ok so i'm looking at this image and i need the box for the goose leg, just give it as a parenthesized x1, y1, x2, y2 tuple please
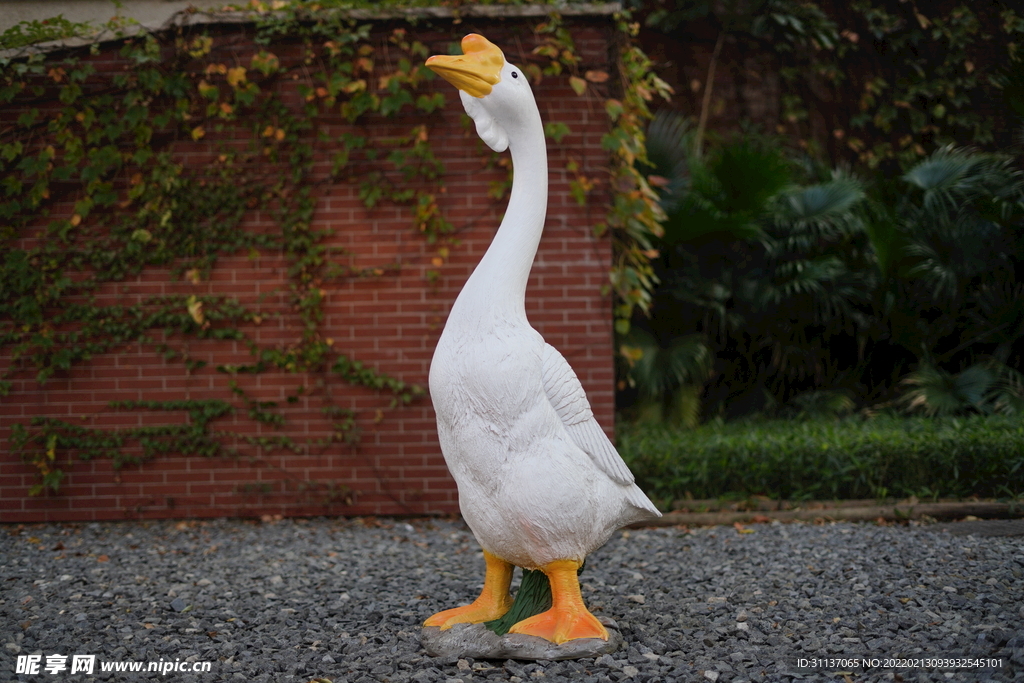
(424, 549, 514, 629)
(508, 559, 607, 643)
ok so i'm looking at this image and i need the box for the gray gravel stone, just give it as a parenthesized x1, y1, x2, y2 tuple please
(0, 518, 1021, 682)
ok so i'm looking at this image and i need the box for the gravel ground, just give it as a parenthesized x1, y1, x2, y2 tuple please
(1, 517, 1022, 683)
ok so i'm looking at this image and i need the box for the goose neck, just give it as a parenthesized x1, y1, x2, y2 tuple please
(457, 118, 548, 320)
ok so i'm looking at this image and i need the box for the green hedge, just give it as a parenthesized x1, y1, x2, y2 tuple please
(617, 415, 1024, 505)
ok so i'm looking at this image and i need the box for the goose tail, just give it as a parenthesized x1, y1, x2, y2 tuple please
(624, 484, 662, 523)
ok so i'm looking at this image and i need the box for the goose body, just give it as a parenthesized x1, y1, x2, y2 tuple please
(431, 321, 658, 569)
(424, 34, 660, 644)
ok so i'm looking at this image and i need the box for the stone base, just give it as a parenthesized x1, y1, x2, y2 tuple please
(421, 618, 622, 661)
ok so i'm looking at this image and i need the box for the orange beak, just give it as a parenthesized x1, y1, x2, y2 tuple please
(426, 34, 504, 98)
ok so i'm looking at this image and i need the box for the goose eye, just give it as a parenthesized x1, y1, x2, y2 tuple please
(511, 71, 518, 79)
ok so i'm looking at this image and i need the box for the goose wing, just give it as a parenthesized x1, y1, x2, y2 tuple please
(540, 343, 635, 485)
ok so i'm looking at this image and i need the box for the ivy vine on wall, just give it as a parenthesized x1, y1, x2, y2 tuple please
(0, 1, 668, 500)
(834, 1, 1023, 169)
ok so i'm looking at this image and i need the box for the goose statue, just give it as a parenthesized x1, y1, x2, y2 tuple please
(424, 34, 661, 645)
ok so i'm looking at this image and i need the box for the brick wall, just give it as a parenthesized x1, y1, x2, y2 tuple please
(0, 18, 620, 522)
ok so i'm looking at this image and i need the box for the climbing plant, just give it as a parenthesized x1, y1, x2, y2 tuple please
(0, 1, 667, 500)
(834, 1, 1024, 169)
(633, 1, 1023, 169)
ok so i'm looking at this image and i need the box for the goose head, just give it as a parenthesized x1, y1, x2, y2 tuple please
(426, 34, 541, 154)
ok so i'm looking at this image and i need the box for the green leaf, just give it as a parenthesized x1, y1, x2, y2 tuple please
(604, 99, 623, 121)
(379, 89, 412, 117)
(544, 122, 571, 143)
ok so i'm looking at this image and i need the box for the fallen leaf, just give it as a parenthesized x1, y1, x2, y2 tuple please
(97, 555, 109, 562)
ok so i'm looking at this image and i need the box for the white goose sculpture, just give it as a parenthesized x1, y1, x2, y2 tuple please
(424, 34, 661, 645)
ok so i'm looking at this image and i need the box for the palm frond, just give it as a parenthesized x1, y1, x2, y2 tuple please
(990, 365, 1024, 415)
(713, 140, 793, 215)
(768, 177, 866, 255)
(902, 206, 1005, 302)
(899, 363, 995, 416)
(904, 241, 959, 301)
(783, 176, 865, 222)
(623, 328, 713, 402)
(790, 389, 855, 418)
(667, 271, 745, 340)
(660, 139, 793, 246)
(666, 383, 704, 428)
(903, 146, 1024, 219)
(644, 110, 693, 214)
(751, 256, 846, 306)
(966, 282, 1024, 360)
(662, 191, 765, 245)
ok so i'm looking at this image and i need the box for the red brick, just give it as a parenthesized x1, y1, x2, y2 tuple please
(1, 19, 618, 523)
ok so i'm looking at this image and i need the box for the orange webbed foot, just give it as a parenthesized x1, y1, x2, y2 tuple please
(508, 605, 608, 644)
(424, 597, 513, 630)
(424, 549, 514, 630)
(507, 558, 608, 644)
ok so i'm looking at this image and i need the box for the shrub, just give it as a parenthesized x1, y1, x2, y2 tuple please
(617, 415, 1024, 506)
